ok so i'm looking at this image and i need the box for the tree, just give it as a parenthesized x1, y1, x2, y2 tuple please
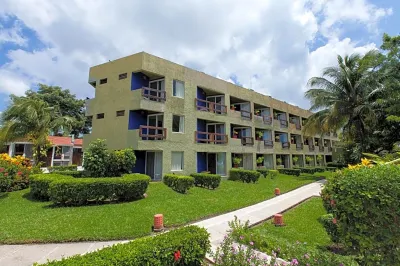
(0, 98, 74, 164)
(11, 84, 91, 137)
(303, 51, 384, 152)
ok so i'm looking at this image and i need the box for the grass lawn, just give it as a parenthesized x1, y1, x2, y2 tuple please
(0, 172, 328, 244)
(249, 197, 331, 248)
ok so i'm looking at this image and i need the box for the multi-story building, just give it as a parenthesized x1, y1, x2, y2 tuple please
(84, 52, 338, 180)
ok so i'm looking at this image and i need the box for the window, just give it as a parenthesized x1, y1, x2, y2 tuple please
(173, 80, 185, 98)
(171, 152, 184, 171)
(100, 78, 107, 84)
(116, 110, 125, 117)
(97, 113, 105, 119)
(119, 73, 127, 80)
(172, 115, 184, 133)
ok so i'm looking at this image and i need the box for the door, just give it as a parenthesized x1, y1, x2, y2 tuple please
(146, 151, 163, 180)
(261, 108, 270, 116)
(243, 154, 253, 170)
(207, 153, 216, 174)
(263, 131, 272, 141)
(149, 79, 165, 100)
(147, 114, 163, 139)
(206, 95, 225, 114)
(240, 103, 251, 119)
(216, 152, 226, 176)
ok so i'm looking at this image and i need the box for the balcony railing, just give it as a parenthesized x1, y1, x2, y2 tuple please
(295, 123, 301, 130)
(296, 143, 303, 150)
(195, 98, 227, 114)
(241, 137, 254, 146)
(264, 140, 274, 148)
(319, 146, 324, 152)
(195, 131, 228, 144)
(328, 147, 332, 152)
(240, 110, 252, 120)
(280, 120, 288, 128)
(263, 116, 272, 125)
(309, 145, 315, 151)
(139, 125, 167, 140)
(141, 87, 166, 102)
(282, 142, 290, 149)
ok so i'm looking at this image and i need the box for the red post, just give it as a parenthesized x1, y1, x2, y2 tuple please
(274, 214, 284, 226)
(275, 188, 280, 196)
(153, 214, 164, 232)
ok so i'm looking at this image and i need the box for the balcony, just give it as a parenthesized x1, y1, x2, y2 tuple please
(319, 146, 324, 152)
(309, 145, 315, 151)
(263, 116, 272, 125)
(328, 147, 332, 152)
(141, 87, 166, 102)
(241, 137, 254, 146)
(240, 110, 252, 120)
(282, 142, 290, 149)
(195, 131, 228, 144)
(264, 140, 274, 148)
(195, 98, 227, 114)
(139, 125, 167, 140)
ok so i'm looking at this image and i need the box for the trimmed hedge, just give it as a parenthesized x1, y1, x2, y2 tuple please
(190, 173, 221, 189)
(256, 168, 270, 178)
(326, 167, 337, 172)
(36, 225, 210, 266)
(51, 171, 83, 178)
(269, 169, 279, 179)
(314, 167, 325, 173)
(228, 169, 261, 183)
(295, 167, 317, 174)
(326, 162, 347, 169)
(277, 168, 301, 176)
(48, 165, 78, 172)
(49, 174, 150, 206)
(163, 174, 194, 194)
(30, 174, 72, 200)
(322, 165, 400, 265)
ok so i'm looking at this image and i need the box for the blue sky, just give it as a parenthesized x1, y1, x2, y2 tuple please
(0, 0, 398, 112)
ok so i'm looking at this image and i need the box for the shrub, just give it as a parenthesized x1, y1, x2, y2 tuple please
(83, 139, 136, 177)
(314, 167, 325, 173)
(326, 167, 337, 172)
(51, 171, 83, 178)
(49, 174, 150, 206)
(269, 169, 278, 179)
(48, 165, 77, 172)
(163, 174, 194, 194)
(190, 173, 221, 189)
(321, 165, 400, 265)
(256, 168, 269, 178)
(319, 214, 340, 243)
(228, 169, 261, 183)
(36, 225, 210, 266)
(326, 162, 347, 169)
(0, 153, 31, 192)
(277, 168, 301, 176)
(295, 167, 316, 174)
(30, 174, 72, 200)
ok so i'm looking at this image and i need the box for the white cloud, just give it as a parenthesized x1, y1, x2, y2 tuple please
(0, 0, 393, 109)
(0, 68, 30, 95)
(0, 18, 27, 47)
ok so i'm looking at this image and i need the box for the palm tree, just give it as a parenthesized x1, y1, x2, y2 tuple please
(0, 97, 74, 164)
(303, 51, 383, 151)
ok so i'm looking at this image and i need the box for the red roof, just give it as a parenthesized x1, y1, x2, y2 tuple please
(48, 136, 73, 146)
(74, 139, 83, 147)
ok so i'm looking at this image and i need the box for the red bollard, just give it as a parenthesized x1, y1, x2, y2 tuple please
(274, 214, 284, 226)
(275, 188, 280, 196)
(153, 214, 164, 232)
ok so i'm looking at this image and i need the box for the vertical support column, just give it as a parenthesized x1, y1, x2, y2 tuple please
(252, 152, 257, 170)
(50, 146, 55, 167)
(8, 143, 14, 157)
(227, 152, 232, 173)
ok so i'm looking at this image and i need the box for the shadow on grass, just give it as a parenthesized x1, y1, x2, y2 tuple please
(22, 191, 47, 203)
(0, 192, 9, 200)
(41, 197, 147, 209)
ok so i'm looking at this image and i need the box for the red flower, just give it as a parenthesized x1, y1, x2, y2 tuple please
(332, 218, 337, 224)
(174, 250, 181, 261)
(0, 167, 4, 172)
(330, 199, 336, 206)
(4, 172, 8, 177)
(17, 171, 22, 176)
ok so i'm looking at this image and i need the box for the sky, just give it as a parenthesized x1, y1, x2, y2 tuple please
(0, 0, 399, 113)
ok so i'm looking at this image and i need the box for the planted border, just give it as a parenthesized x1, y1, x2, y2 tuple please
(278, 168, 301, 176)
(163, 174, 194, 194)
(36, 226, 210, 266)
(228, 169, 261, 183)
(190, 173, 221, 189)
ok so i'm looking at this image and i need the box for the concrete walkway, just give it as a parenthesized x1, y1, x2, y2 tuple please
(0, 180, 324, 266)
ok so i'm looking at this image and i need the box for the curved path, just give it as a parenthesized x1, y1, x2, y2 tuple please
(0, 180, 324, 266)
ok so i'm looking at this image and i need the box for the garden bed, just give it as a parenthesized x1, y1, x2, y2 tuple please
(0, 172, 330, 244)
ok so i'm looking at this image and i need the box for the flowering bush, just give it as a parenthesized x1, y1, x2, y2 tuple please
(0, 153, 31, 192)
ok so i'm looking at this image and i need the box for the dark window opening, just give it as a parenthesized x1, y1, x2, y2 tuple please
(89, 81, 96, 88)
(119, 73, 127, 80)
(100, 78, 107, 84)
(97, 113, 105, 119)
(116, 110, 125, 117)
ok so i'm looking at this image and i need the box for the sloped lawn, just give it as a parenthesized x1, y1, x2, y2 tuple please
(0, 173, 328, 244)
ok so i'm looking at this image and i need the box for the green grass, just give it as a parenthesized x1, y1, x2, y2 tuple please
(0, 173, 328, 244)
(250, 197, 331, 247)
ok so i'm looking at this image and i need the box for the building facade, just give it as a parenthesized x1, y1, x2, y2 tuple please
(84, 52, 338, 180)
